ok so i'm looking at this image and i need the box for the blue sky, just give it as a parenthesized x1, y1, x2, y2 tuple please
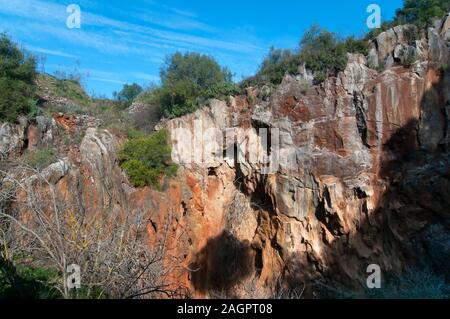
(0, 0, 403, 97)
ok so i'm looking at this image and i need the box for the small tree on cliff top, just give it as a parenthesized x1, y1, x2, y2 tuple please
(395, 0, 450, 29)
(157, 52, 236, 118)
(113, 83, 143, 108)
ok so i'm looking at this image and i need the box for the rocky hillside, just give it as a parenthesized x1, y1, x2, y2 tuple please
(1, 15, 450, 298)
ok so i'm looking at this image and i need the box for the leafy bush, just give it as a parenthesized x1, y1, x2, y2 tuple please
(251, 47, 301, 85)
(157, 80, 200, 118)
(157, 52, 237, 118)
(119, 129, 177, 189)
(0, 34, 37, 122)
(395, 0, 450, 29)
(342, 37, 370, 56)
(24, 147, 58, 170)
(366, 0, 449, 41)
(27, 100, 44, 121)
(246, 26, 369, 86)
(113, 83, 143, 108)
(299, 26, 349, 83)
(202, 81, 241, 100)
(245, 0, 450, 87)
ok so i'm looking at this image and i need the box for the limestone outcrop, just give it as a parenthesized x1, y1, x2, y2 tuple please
(1, 17, 449, 298)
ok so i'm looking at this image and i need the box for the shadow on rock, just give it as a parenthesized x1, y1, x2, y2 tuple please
(189, 231, 255, 294)
(279, 67, 450, 298)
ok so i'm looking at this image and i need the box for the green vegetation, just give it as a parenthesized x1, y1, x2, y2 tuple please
(244, 26, 369, 86)
(0, 34, 37, 122)
(27, 100, 44, 121)
(2, 1, 448, 125)
(37, 73, 136, 135)
(244, 0, 450, 87)
(395, 0, 450, 29)
(24, 147, 58, 170)
(403, 52, 419, 67)
(341, 36, 370, 56)
(113, 83, 143, 108)
(245, 47, 301, 85)
(119, 129, 177, 189)
(0, 259, 60, 299)
(37, 73, 91, 108)
(299, 26, 350, 83)
(131, 87, 163, 133)
(156, 52, 239, 118)
(366, 0, 450, 40)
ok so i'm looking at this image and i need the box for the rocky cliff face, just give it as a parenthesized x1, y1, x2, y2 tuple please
(2, 16, 450, 298)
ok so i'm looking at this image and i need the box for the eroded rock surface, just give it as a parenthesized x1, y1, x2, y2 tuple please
(2, 18, 450, 298)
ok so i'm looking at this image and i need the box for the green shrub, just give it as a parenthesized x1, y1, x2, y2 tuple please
(157, 52, 235, 118)
(24, 147, 58, 170)
(246, 94, 255, 105)
(113, 83, 143, 109)
(342, 37, 370, 56)
(0, 259, 60, 299)
(55, 79, 86, 102)
(366, 0, 449, 41)
(246, 26, 370, 86)
(203, 82, 240, 101)
(299, 26, 349, 83)
(27, 101, 44, 121)
(245, 1, 450, 87)
(403, 52, 419, 67)
(157, 79, 200, 118)
(37, 74, 91, 111)
(126, 128, 146, 139)
(251, 47, 301, 85)
(0, 34, 37, 122)
(395, 0, 450, 29)
(119, 129, 177, 189)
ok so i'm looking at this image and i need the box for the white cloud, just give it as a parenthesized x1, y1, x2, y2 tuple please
(26, 46, 78, 58)
(141, 0, 198, 18)
(90, 77, 125, 84)
(0, 0, 264, 56)
(132, 11, 216, 33)
(131, 72, 160, 82)
(0, 0, 65, 23)
(0, 0, 266, 92)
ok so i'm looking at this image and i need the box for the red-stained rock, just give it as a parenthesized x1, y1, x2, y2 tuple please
(2, 19, 450, 298)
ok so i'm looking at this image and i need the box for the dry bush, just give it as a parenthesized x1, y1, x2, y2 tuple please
(0, 164, 187, 299)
